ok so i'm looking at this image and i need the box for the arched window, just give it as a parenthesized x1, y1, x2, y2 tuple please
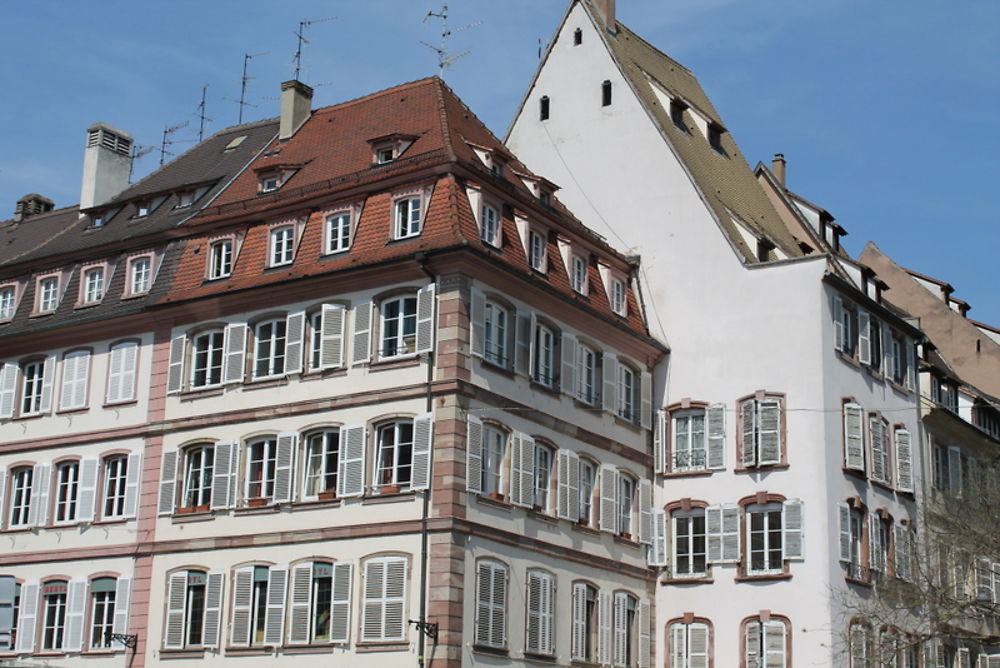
(374, 420, 414, 491)
(245, 436, 278, 503)
(182, 443, 215, 510)
(89, 577, 117, 649)
(287, 560, 352, 644)
(302, 429, 340, 500)
(742, 615, 790, 667)
(41, 579, 69, 650)
(8, 466, 34, 527)
(361, 555, 408, 642)
(163, 569, 223, 649)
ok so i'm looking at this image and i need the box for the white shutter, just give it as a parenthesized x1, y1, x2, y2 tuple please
(0, 467, 6, 524)
(884, 327, 897, 380)
(671, 623, 687, 668)
(571, 582, 587, 660)
(721, 504, 740, 562)
(838, 502, 853, 562)
(475, 561, 492, 646)
(906, 340, 916, 390)
(0, 362, 18, 418)
(38, 354, 56, 413)
(599, 465, 618, 533)
(526, 571, 554, 655)
(869, 514, 883, 572)
(351, 301, 372, 365)
(746, 621, 761, 668)
(14, 582, 38, 654)
(222, 322, 247, 384)
(763, 620, 786, 668)
(470, 288, 486, 358)
(612, 591, 627, 667)
(287, 564, 312, 645)
(976, 557, 993, 601)
(273, 433, 296, 503)
(362, 560, 386, 642)
(230, 566, 254, 647)
(870, 417, 886, 483)
(158, 450, 178, 516)
(561, 332, 577, 397)
(833, 295, 845, 351)
(783, 498, 804, 560)
(640, 371, 652, 429)
(602, 353, 618, 413)
(107, 341, 137, 403)
(948, 446, 963, 495)
(112, 576, 131, 635)
(894, 525, 911, 581)
(320, 304, 346, 369)
(637, 478, 653, 545)
(415, 283, 436, 354)
(509, 433, 534, 508)
(895, 429, 913, 493)
(123, 452, 141, 518)
(758, 399, 781, 465)
(466, 415, 483, 494)
(689, 622, 709, 668)
(284, 311, 305, 375)
(76, 456, 99, 522)
(638, 599, 651, 668)
(654, 410, 666, 474)
(163, 572, 187, 649)
(597, 589, 612, 665)
(858, 311, 871, 364)
(30, 462, 51, 527)
(843, 403, 864, 471)
(557, 449, 580, 520)
(958, 648, 972, 668)
(203, 570, 224, 648)
(649, 510, 668, 567)
(384, 558, 407, 641)
(264, 567, 288, 646)
(515, 310, 532, 376)
(337, 424, 366, 498)
(706, 504, 723, 563)
(410, 412, 433, 491)
(166, 334, 186, 394)
(706, 403, 726, 470)
(330, 562, 352, 643)
(210, 440, 235, 510)
(741, 400, 757, 467)
(60, 350, 90, 410)
(993, 562, 1000, 606)
(64, 578, 87, 651)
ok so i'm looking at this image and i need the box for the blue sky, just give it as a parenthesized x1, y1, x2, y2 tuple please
(1, 1, 997, 324)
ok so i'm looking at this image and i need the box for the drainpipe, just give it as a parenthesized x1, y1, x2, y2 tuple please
(415, 252, 436, 668)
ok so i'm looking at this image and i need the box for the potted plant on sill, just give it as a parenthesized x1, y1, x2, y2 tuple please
(247, 497, 269, 508)
(318, 490, 337, 501)
(379, 484, 401, 495)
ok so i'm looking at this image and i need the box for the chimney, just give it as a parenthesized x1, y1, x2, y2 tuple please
(13, 194, 55, 222)
(80, 123, 133, 212)
(591, 0, 616, 31)
(280, 80, 313, 140)
(772, 153, 786, 186)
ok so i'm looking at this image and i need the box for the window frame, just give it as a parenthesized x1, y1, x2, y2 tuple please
(181, 444, 215, 511)
(0, 283, 18, 320)
(101, 454, 129, 519)
(302, 429, 340, 500)
(324, 210, 352, 255)
(616, 362, 638, 423)
(20, 358, 47, 416)
(671, 507, 708, 579)
(741, 615, 790, 668)
(126, 255, 153, 296)
(36, 275, 60, 313)
(533, 443, 554, 512)
(610, 277, 627, 316)
(737, 392, 786, 469)
(393, 195, 423, 240)
(576, 342, 599, 406)
(668, 618, 712, 668)
(480, 202, 501, 248)
(616, 473, 636, 539)
(81, 266, 106, 305)
(483, 299, 510, 368)
(379, 294, 419, 360)
(474, 558, 508, 650)
(208, 239, 234, 280)
(189, 329, 225, 389)
(578, 458, 597, 526)
(53, 459, 81, 524)
(268, 225, 296, 267)
(373, 419, 415, 491)
(88, 577, 117, 650)
(745, 502, 785, 576)
(570, 254, 589, 294)
(360, 555, 408, 643)
(244, 437, 278, 504)
(252, 318, 287, 379)
(529, 229, 547, 272)
(9, 465, 34, 527)
(41, 579, 69, 651)
(532, 321, 555, 388)
(481, 423, 508, 499)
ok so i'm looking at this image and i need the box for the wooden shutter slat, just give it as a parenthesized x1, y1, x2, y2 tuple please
(351, 301, 372, 365)
(158, 450, 177, 516)
(273, 433, 296, 503)
(112, 576, 132, 635)
(707, 403, 726, 470)
(222, 322, 247, 385)
(320, 304, 346, 369)
(337, 424, 366, 498)
(203, 570, 223, 648)
(330, 562, 352, 643)
(410, 412, 433, 491)
(284, 311, 305, 375)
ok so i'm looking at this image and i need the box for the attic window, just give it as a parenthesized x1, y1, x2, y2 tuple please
(136, 202, 150, 218)
(574, 28, 583, 45)
(224, 135, 247, 152)
(89, 214, 104, 229)
(376, 147, 395, 164)
(708, 125, 727, 155)
(601, 80, 612, 107)
(756, 239, 774, 263)
(490, 161, 503, 179)
(539, 96, 550, 121)
(670, 101, 689, 133)
(261, 175, 281, 193)
(176, 191, 195, 208)
(539, 190, 552, 207)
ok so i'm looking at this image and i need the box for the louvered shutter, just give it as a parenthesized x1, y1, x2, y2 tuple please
(210, 441, 235, 510)
(510, 433, 534, 508)
(834, 295, 845, 351)
(858, 311, 872, 364)
(838, 502, 853, 562)
(599, 465, 618, 533)
(0, 362, 17, 418)
(166, 335, 186, 394)
(671, 623, 687, 668)
(884, 327, 897, 380)
(515, 310, 532, 376)
(597, 590, 612, 665)
(870, 417, 886, 483)
(107, 341, 137, 403)
(123, 452, 142, 519)
(763, 621, 786, 668)
(906, 341, 916, 390)
(959, 648, 972, 668)
(612, 592, 627, 667)
(163, 572, 187, 649)
(741, 400, 757, 467)
(707, 403, 726, 470)
(112, 576, 131, 635)
(319, 304, 346, 369)
(654, 410, 666, 474)
(783, 498, 804, 560)
(263, 567, 287, 646)
(415, 283, 436, 354)
(60, 350, 90, 410)
(539, 574, 554, 655)
(337, 424, 366, 498)
(466, 416, 483, 494)
(649, 510, 668, 567)
(993, 563, 1000, 605)
(0, 467, 6, 524)
(30, 462, 51, 527)
(287, 564, 312, 645)
(203, 571, 223, 648)
(638, 479, 653, 545)
(470, 288, 486, 358)
(976, 557, 993, 601)
(721, 504, 740, 562)
(640, 371, 652, 429)
(64, 578, 87, 651)
(706, 504, 723, 563)
(895, 429, 913, 492)
(557, 449, 580, 520)
(758, 400, 781, 465)
(571, 583, 587, 660)
(273, 433, 296, 503)
(746, 621, 761, 668)
(561, 332, 577, 397)
(330, 562, 352, 643)
(284, 311, 305, 374)
(602, 354, 618, 413)
(222, 323, 247, 384)
(410, 412, 433, 491)
(385, 558, 406, 641)
(843, 403, 864, 471)
(894, 525, 911, 581)
(158, 450, 177, 515)
(526, 572, 543, 654)
(948, 446, 963, 495)
(475, 562, 492, 646)
(638, 599, 650, 668)
(38, 355, 56, 413)
(351, 301, 372, 365)
(689, 622, 709, 668)
(14, 582, 38, 653)
(230, 566, 254, 647)
(77, 456, 99, 522)
(869, 514, 883, 572)
(487, 563, 506, 648)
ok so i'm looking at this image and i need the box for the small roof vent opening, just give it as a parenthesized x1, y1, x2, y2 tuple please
(13, 193, 55, 222)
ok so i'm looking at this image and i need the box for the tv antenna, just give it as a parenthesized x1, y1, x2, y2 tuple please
(421, 5, 482, 77)
(292, 16, 336, 81)
(231, 51, 269, 124)
(159, 121, 191, 166)
(195, 85, 212, 142)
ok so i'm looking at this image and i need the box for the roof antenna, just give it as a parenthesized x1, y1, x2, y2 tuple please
(159, 121, 190, 166)
(421, 5, 482, 77)
(195, 85, 212, 142)
(292, 16, 336, 81)
(230, 51, 269, 124)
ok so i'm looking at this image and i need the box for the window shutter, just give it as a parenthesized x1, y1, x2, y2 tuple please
(158, 450, 178, 516)
(597, 589, 612, 665)
(29, 462, 51, 527)
(273, 433, 296, 503)
(870, 417, 886, 483)
(706, 504, 723, 563)
(602, 353, 618, 413)
(638, 599, 651, 668)
(561, 332, 577, 397)
(264, 567, 287, 646)
(869, 514, 883, 572)
(539, 575, 556, 657)
(14, 582, 38, 654)
(203, 570, 224, 648)
(466, 416, 483, 494)
(0, 467, 5, 523)
(77, 456, 99, 522)
(649, 510, 668, 567)
(843, 403, 864, 471)
(383, 559, 406, 641)
(112, 576, 132, 635)
(895, 429, 913, 493)
(287, 563, 312, 645)
(571, 582, 587, 660)
(741, 400, 757, 467)
(894, 525, 911, 581)
(470, 288, 486, 358)
(351, 301, 372, 365)
(689, 622, 709, 668)
(833, 295, 845, 351)
(948, 446, 963, 496)
(526, 572, 543, 654)
(284, 311, 305, 374)
(612, 591, 627, 667)
(640, 371, 652, 429)
(319, 304, 346, 369)
(906, 340, 916, 390)
(838, 502, 852, 562)
(993, 562, 1000, 606)
(64, 578, 87, 651)
(222, 322, 247, 384)
(0, 362, 17, 418)
(330, 562, 352, 643)
(515, 310, 532, 376)
(721, 504, 740, 562)
(230, 566, 254, 647)
(763, 620, 786, 668)
(475, 562, 492, 646)
(707, 403, 726, 470)
(411, 412, 433, 491)
(757, 399, 781, 465)
(638, 479, 653, 545)
(210, 441, 235, 510)
(557, 449, 580, 521)
(959, 648, 972, 668)
(599, 465, 618, 533)
(163, 572, 187, 649)
(60, 350, 90, 410)
(509, 433, 534, 508)
(121, 452, 142, 519)
(107, 342, 137, 403)
(671, 623, 687, 668)
(337, 424, 366, 498)
(654, 410, 666, 474)
(38, 355, 56, 413)
(884, 328, 897, 380)
(746, 621, 761, 668)
(783, 498, 804, 560)
(976, 557, 993, 601)
(166, 334, 186, 394)
(858, 311, 872, 364)
(415, 283, 436, 354)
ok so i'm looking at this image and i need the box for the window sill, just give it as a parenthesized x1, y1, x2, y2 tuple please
(355, 641, 410, 652)
(32, 652, 69, 657)
(283, 644, 344, 654)
(735, 463, 790, 473)
(82, 649, 122, 655)
(527, 508, 558, 525)
(362, 491, 416, 505)
(159, 648, 206, 658)
(473, 644, 509, 657)
(871, 479, 895, 494)
(835, 350, 862, 368)
(234, 504, 280, 515)
(661, 574, 713, 585)
(243, 376, 289, 391)
(179, 386, 225, 400)
(612, 414, 642, 431)
(844, 575, 874, 588)
(370, 356, 422, 371)
(842, 467, 868, 481)
(12, 412, 45, 421)
(661, 469, 714, 479)
(572, 397, 600, 411)
(888, 379, 913, 395)
(529, 380, 560, 396)
(478, 358, 515, 377)
(299, 367, 347, 382)
(74, 301, 103, 310)
(224, 647, 275, 656)
(55, 406, 90, 416)
(525, 651, 558, 663)
(735, 572, 793, 583)
(172, 508, 215, 523)
(571, 521, 599, 536)
(571, 661, 601, 668)
(93, 517, 130, 526)
(294, 497, 341, 510)
(613, 534, 640, 548)
(102, 399, 138, 409)
(475, 494, 513, 512)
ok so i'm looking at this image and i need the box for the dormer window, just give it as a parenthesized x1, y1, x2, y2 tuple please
(269, 225, 296, 267)
(529, 230, 547, 273)
(490, 161, 503, 179)
(376, 147, 395, 164)
(37, 276, 60, 313)
(261, 176, 280, 193)
(82, 267, 105, 304)
(209, 239, 234, 279)
(369, 134, 416, 167)
(90, 214, 105, 229)
(708, 125, 727, 155)
(481, 203, 501, 248)
(129, 256, 152, 295)
(571, 255, 588, 294)
(670, 101, 689, 132)
(394, 196, 423, 239)
(176, 191, 195, 208)
(539, 190, 552, 207)
(611, 278, 627, 316)
(136, 202, 150, 218)
(0, 285, 17, 320)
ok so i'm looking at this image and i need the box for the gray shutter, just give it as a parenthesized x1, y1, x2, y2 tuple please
(330, 562, 352, 643)
(649, 510, 668, 567)
(654, 410, 666, 474)
(783, 498, 804, 560)
(264, 567, 287, 646)
(557, 449, 580, 520)
(510, 433, 534, 508)
(515, 310, 532, 376)
(758, 399, 781, 465)
(746, 621, 761, 668)
(166, 334, 186, 394)
(123, 452, 142, 519)
(602, 353, 618, 413)
(948, 446, 963, 495)
(707, 403, 727, 470)
(466, 416, 483, 494)
(273, 433, 296, 503)
(763, 621, 786, 668)
(0, 467, 6, 525)
(894, 526, 911, 582)
(833, 295, 845, 351)
(64, 578, 87, 651)
(210, 441, 234, 510)
(60, 350, 90, 410)
(222, 322, 247, 384)
(76, 456, 99, 522)
(597, 589, 612, 666)
(230, 566, 254, 647)
(163, 572, 187, 649)
(14, 582, 38, 654)
(158, 450, 178, 516)
(843, 403, 864, 471)
(640, 371, 652, 429)
(203, 570, 224, 648)
(838, 502, 852, 562)
(906, 340, 916, 390)
(706, 505, 723, 562)
(287, 564, 312, 645)
(30, 462, 51, 527)
(112, 576, 132, 634)
(38, 355, 56, 413)
(612, 591, 627, 666)
(470, 288, 486, 358)
(0, 362, 17, 418)
(351, 301, 372, 365)
(561, 332, 577, 397)
(320, 304, 346, 369)
(599, 465, 618, 533)
(895, 429, 913, 493)
(107, 342, 137, 404)
(870, 417, 886, 483)
(284, 311, 305, 375)
(721, 504, 740, 562)
(337, 424, 366, 498)
(858, 311, 872, 364)
(884, 326, 896, 379)
(741, 400, 757, 467)
(638, 479, 653, 545)
(415, 283, 436, 354)
(571, 582, 587, 660)
(638, 599, 651, 668)
(410, 412, 433, 491)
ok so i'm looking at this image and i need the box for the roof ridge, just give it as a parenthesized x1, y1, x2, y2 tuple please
(308, 76, 440, 118)
(432, 77, 458, 164)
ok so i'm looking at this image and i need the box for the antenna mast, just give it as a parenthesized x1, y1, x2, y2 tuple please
(421, 5, 482, 77)
(292, 16, 336, 81)
(159, 121, 190, 166)
(236, 51, 269, 124)
(195, 85, 212, 142)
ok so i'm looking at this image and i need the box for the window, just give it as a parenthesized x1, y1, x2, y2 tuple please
(308, 304, 347, 371)
(673, 409, 706, 471)
(571, 255, 588, 294)
(54, 461, 80, 523)
(38, 277, 59, 312)
(9, 466, 33, 527)
(287, 561, 352, 644)
(0, 286, 15, 319)
(843, 401, 865, 472)
(574, 28, 582, 45)
(269, 226, 295, 267)
(839, 503, 867, 581)
(102, 455, 128, 518)
(89, 577, 116, 649)
(394, 196, 422, 239)
(483, 300, 509, 366)
(602, 80, 612, 107)
(834, 297, 859, 357)
(82, 268, 104, 304)
(325, 212, 351, 254)
(209, 240, 233, 279)
(481, 204, 500, 247)
(474, 559, 507, 649)
(669, 621, 710, 668)
(739, 395, 783, 467)
(577, 344, 598, 405)
(888, 332, 907, 385)
(190, 330, 224, 388)
(539, 96, 550, 121)
(481, 425, 507, 497)
(42, 581, 68, 650)
(533, 444, 553, 511)
(933, 443, 964, 495)
(164, 570, 223, 649)
(303, 430, 340, 500)
(106, 340, 138, 404)
(525, 570, 555, 656)
(849, 623, 870, 668)
(858, 312, 882, 370)
(617, 475, 635, 538)
(744, 617, 788, 668)
(579, 459, 595, 525)
(59, 349, 91, 411)
(230, 565, 275, 647)
(870, 415, 891, 485)
(610, 278, 626, 316)
(532, 323, 555, 387)
(253, 319, 286, 378)
(260, 175, 280, 193)
(177, 191, 195, 208)
(245, 437, 277, 503)
(20, 359, 47, 415)
(380, 295, 418, 359)
(375, 420, 414, 491)
(126, 257, 151, 295)
(376, 147, 395, 164)
(182, 444, 214, 510)
(708, 125, 726, 155)
(616, 364, 636, 422)
(571, 582, 598, 662)
(746, 503, 783, 575)
(672, 509, 707, 578)
(670, 101, 688, 132)
(361, 556, 407, 642)
(136, 202, 150, 217)
(870, 514, 891, 577)
(529, 230, 547, 271)
(612, 592, 639, 668)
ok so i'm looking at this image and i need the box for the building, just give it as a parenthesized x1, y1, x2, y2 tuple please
(0, 75, 665, 668)
(507, 1, 923, 665)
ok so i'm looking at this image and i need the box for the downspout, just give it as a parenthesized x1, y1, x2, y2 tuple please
(415, 252, 435, 668)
